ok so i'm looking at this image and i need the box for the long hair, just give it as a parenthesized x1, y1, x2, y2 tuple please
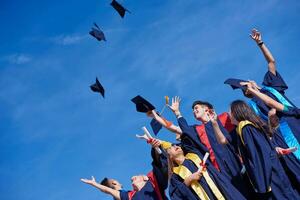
(230, 100, 272, 137)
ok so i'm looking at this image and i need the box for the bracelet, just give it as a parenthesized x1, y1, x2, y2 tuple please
(257, 41, 264, 46)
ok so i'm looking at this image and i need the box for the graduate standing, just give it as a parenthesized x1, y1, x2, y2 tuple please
(150, 97, 251, 198)
(153, 139, 246, 200)
(229, 100, 299, 200)
(225, 29, 300, 159)
(81, 140, 169, 200)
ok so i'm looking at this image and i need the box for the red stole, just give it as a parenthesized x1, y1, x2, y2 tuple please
(195, 112, 234, 171)
(127, 171, 164, 200)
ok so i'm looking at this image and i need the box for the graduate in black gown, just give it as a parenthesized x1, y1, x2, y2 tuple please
(81, 139, 168, 200)
(150, 97, 251, 198)
(156, 138, 246, 200)
(229, 100, 299, 200)
(225, 29, 300, 159)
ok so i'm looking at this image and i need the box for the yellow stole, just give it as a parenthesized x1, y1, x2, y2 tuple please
(173, 153, 225, 200)
(236, 120, 255, 145)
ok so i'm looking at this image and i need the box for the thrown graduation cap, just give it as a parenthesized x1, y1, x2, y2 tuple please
(224, 78, 247, 91)
(89, 23, 106, 42)
(131, 95, 155, 113)
(110, 0, 131, 18)
(90, 77, 105, 98)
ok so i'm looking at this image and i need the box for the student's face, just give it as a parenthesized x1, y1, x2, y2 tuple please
(131, 175, 148, 191)
(108, 179, 123, 190)
(229, 109, 238, 125)
(193, 104, 209, 121)
(167, 145, 183, 159)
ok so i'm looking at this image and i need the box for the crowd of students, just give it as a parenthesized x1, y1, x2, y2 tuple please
(80, 29, 300, 200)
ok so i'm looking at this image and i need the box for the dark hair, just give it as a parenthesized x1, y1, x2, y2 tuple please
(192, 100, 213, 109)
(230, 100, 272, 137)
(100, 177, 110, 187)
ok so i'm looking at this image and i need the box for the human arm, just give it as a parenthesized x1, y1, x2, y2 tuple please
(183, 170, 204, 187)
(250, 29, 276, 75)
(241, 81, 285, 111)
(80, 176, 121, 200)
(210, 111, 229, 145)
(151, 110, 182, 137)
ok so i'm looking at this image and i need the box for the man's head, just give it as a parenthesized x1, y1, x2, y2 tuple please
(100, 177, 123, 190)
(192, 100, 214, 122)
(131, 175, 149, 191)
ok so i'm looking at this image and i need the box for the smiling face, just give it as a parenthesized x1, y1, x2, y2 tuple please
(131, 175, 148, 191)
(193, 104, 210, 122)
(166, 145, 184, 160)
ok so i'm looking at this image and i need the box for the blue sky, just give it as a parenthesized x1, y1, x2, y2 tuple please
(1, 0, 300, 199)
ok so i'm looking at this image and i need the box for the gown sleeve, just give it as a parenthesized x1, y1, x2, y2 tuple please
(150, 147, 169, 192)
(262, 71, 288, 94)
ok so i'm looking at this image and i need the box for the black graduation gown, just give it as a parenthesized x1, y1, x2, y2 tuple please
(237, 124, 299, 200)
(177, 116, 252, 198)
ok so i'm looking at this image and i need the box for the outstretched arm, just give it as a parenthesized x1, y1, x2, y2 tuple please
(250, 29, 276, 75)
(241, 81, 285, 111)
(151, 110, 182, 137)
(81, 176, 121, 200)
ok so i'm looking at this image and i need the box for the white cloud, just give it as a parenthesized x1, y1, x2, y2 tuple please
(51, 34, 88, 45)
(5, 53, 32, 64)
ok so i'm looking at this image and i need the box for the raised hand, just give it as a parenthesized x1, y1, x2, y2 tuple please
(168, 96, 181, 115)
(147, 138, 161, 148)
(248, 80, 261, 90)
(208, 109, 218, 124)
(81, 176, 97, 186)
(250, 28, 262, 43)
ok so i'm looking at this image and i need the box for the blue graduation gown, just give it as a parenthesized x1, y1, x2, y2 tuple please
(120, 148, 169, 200)
(169, 148, 246, 200)
(251, 71, 300, 158)
(177, 117, 251, 197)
(271, 131, 300, 194)
(238, 124, 299, 200)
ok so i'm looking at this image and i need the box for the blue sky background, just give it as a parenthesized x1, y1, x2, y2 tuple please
(1, 0, 300, 199)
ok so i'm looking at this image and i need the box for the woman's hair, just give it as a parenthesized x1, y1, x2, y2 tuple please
(166, 153, 175, 181)
(230, 100, 272, 137)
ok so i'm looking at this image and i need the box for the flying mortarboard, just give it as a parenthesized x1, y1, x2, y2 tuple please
(89, 23, 106, 42)
(110, 0, 131, 18)
(224, 78, 248, 91)
(131, 95, 155, 113)
(90, 77, 105, 98)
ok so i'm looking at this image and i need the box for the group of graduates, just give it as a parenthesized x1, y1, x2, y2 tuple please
(80, 29, 300, 200)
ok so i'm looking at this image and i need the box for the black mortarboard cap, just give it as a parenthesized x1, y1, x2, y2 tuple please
(131, 95, 155, 113)
(90, 77, 105, 98)
(89, 23, 106, 42)
(150, 112, 163, 135)
(224, 78, 247, 91)
(110, 0, 131, 18)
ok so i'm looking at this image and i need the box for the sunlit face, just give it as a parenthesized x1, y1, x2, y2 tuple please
(166, 145, 183, 159)
(193, 104, 209, 121)
(229, 109, 238, 125)
(108, 179, 123, 190)
(131, 175, 148, 191)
